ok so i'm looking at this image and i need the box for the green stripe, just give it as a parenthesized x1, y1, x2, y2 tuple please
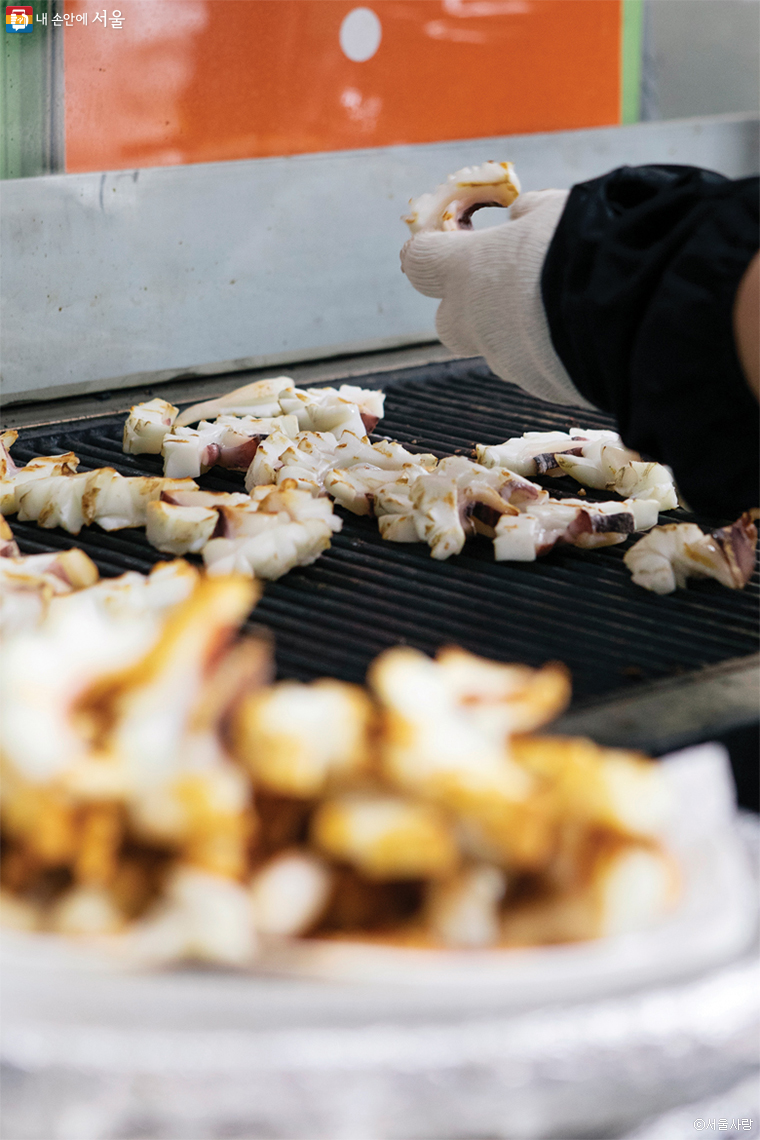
(1, 0, 63, 179)
(621, 0, 644, 125)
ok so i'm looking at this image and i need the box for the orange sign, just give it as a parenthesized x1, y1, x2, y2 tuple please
(64, 0, 622, 173)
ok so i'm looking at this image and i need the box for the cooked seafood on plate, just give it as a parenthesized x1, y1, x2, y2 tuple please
(1, 562, 685, 966)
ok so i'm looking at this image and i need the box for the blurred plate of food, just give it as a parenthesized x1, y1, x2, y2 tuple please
(0, 553, 755, 1007)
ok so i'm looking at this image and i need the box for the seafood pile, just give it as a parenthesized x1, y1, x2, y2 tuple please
(7, 383, 664, 569)
(3, 377, 756, 594)
(0, 553, 676, 964)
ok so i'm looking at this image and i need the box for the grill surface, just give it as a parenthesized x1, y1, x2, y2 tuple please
(7, 358, 758, 706)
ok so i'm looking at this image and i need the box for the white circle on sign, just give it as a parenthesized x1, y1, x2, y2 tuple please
(340, 8, 382, 63)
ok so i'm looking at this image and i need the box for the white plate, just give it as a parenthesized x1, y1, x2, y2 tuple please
(1, 744, 756, 1024)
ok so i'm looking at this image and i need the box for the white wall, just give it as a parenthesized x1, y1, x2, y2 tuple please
(643, 0, 760, 120)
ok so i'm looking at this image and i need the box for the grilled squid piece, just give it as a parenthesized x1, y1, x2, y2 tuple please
(122, 398, 179, 455)
(278, 389, 369, 439)
(311, 793, 460, 881)
(0, 558, 194, 637)
(16, 469, 198, 535)
(623, 513, 758, 594)
(435, 648, 571, 737)
(246, 431, 342, 496)
(0, 547, 100, 634)
(424, 864, 508, 948)
(322, 441, 436, 515)
(126, 865, 257, 966)
(148, 485, 341, 560)
(0, 430, 80, 515)
(324, 461, 428, 518)
(403, 161, 521, 234)
(175, 375, 296, 428)
(476, 429, 678, 510)
(203, 518, 334, 580)
(83, 561, 200, 621)
(161, 415, 298, 479)
(379, 456, 546, 560)
(493, 497, 658, 562)
(147, 489, 254, 555)
(500, 835, 677, 945)
(250, 850, 333, 937)
(0, 516, 19, 557)
(510, 735, 671, 839)
(477, 429, 617, 477)
(370, 647, 535, 813)
(146, 502, 219, 555)
(332, 434, 435, 472)
(234, 678, 373, 797)
(279, 385, 385, 436)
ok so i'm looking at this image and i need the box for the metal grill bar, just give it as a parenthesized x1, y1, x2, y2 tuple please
(6, 359, 758, 705)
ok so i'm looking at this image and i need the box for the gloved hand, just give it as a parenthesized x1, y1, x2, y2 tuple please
(401, 190, 593, 408)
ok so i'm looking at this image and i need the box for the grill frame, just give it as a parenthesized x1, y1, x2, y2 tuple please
(5, 356, 758, 720)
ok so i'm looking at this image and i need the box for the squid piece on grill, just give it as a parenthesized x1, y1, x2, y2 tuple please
(199, 489, 341, 580)
(327, 455, 545, 554)
(493, 497, 659, 562)
(476, 429, 678, 510)
(331, 433, 436, 472)
(203, 517, 334, 580)
(406, 457, 548, 560)
(335, 455, 545, 558)
(624, 513, 759, 594)
(403, 161, 521, 234)
(174, 375, 296, 428)
(278, 385, 385, 436)
(122, 398, 179, 455)
(246, 431, 341, 496)
(0, 430, 80, 515)
(16, 469, 198, 535)
(146, 487, 253, 555)
(147, 484, 341, 562)
(161, 416, 299, 479)
(145, 502, 219, 555)
(277, 390, 367, 439)
(0, 516, 19, 557)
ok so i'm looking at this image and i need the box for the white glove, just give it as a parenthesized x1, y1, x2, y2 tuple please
(401, 190, 593, 409)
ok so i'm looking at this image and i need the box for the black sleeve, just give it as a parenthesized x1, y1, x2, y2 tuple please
(540, 165, 759, 519)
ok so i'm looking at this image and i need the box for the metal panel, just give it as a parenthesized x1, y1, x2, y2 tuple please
(1, 113, 758, 404)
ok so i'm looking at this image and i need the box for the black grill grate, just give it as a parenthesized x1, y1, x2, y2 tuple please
(7, 359, 758, 705)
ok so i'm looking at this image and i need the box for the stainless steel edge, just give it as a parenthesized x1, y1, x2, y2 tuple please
(0, 342, 457, 430)
(2, 113, 758, 405)
(550, 653, 760, 752)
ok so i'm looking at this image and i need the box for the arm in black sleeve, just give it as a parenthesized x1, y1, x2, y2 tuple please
(540, 165, 759, 519)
